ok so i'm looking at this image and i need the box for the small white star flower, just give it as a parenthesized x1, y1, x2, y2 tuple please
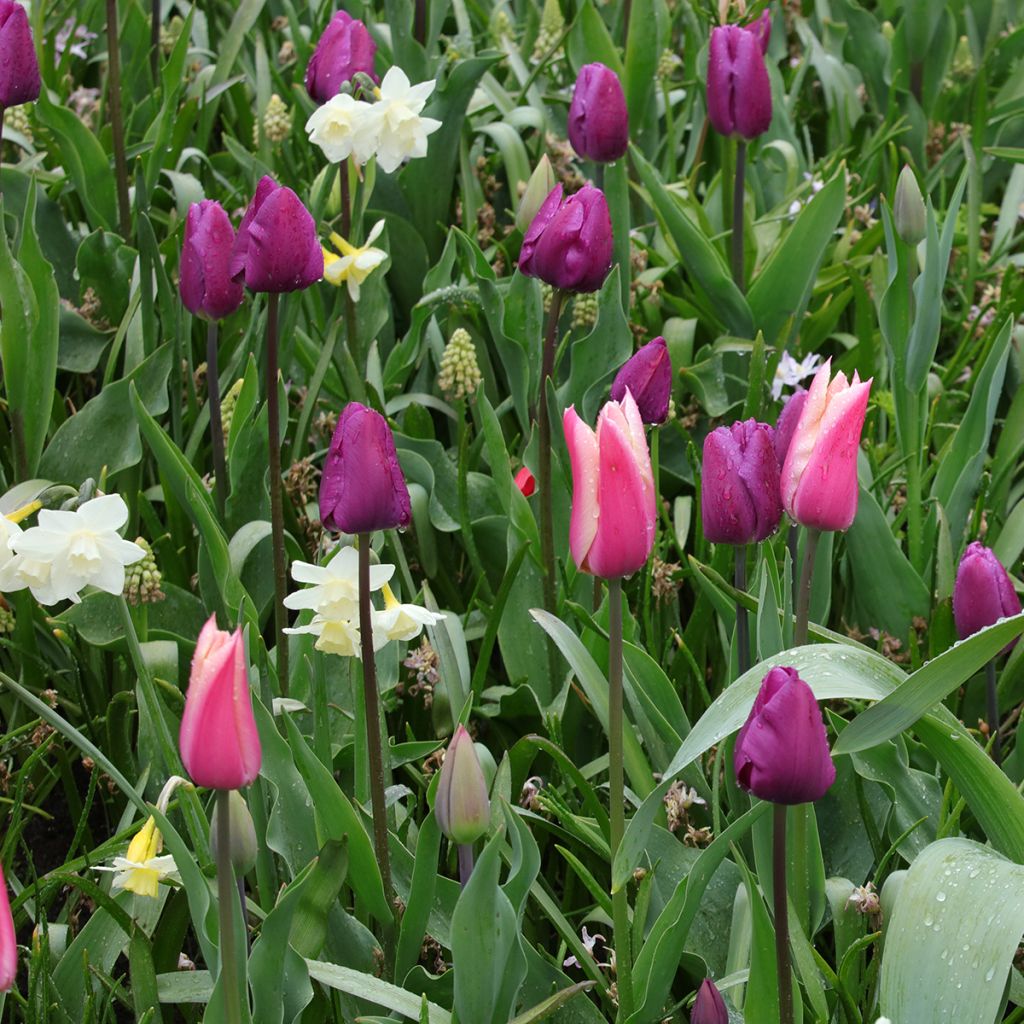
(771, 351, 822, 401)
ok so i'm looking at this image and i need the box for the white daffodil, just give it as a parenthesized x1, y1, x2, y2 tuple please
(305, 92, 379, 165)
(771, 351, 822, 400)
(6, 494, 144, 605)
(287, 614, 362, 658)
(283, 546, 393, 620)
(0, 514, 24, 592)
(95, 816, 178, 899)
(372, 67, 442, 174)
(322, 219, 387, 301)
(371, 583, 445, 650)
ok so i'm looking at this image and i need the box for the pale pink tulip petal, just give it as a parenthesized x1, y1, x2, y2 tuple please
(563, 406, 601, 570)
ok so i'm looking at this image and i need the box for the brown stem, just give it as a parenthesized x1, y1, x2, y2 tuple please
(457, 843, 474, 887)
(266, 294, 289, 693)
(106, 0, 132, 238)
(413, 0, 427, 46)
(206, 320, 228, 518)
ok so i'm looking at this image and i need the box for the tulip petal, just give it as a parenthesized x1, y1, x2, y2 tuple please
(563, 406, 600, 572)
(0, 860, 16, 991)
(780, 358, 832, 513)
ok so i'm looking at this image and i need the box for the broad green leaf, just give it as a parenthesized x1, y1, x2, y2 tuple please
(305, 960, 452, 1023)
(566, 0, 623, 76)
(508, 982, 597, 1024)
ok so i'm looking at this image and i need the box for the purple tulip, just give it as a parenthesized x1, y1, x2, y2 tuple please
(610, 336, 672, 425)
(773, 387, 808, 468)
(953, 542, 1021, 653)
(568, 62, 629, 164)
(734, 666, 836, 805)
(691, 978, 728, 1024)
(230, 176, 323, 293)
(519, 185, 613, 294)
(0, 0, 41, 108)
(319, 403, 411, 534)
(179, 201, 245, 320)
(706, 22, 772, 140)
(305, 9, 377, 105)
(749, 8, 772, 54)
(701, 419, 782, 544)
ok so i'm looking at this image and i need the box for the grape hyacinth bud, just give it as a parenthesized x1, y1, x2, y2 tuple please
(123, 537, 165, 605)
(437, 328, 482, 401)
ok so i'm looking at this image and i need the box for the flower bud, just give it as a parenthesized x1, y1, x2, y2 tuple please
(773, 388, 808, 468)
(610, 336, 672, 425)
(568, 62, 629, 164)
(519, 185, 613, 294)
(692, 978, 728, 1024)
(893, 165, 926, 246)
(179, 201, 245, 320)
(515, 154, 557, 233)
(706, 22, 772, 140)
(209, 790, 259, 874)
(0, 0, 41, 109)
(0, 859, 16, 991)
(953, 542, 1022, 653)
(434, 725, 491, 844)
(305, 10, 377, 105)
(733, 666, 836, 805)
(514, 466, 535, 497)
(437, 328, 482, 401)
(319, 403, 411, 534)
(701, 419, 782, 545)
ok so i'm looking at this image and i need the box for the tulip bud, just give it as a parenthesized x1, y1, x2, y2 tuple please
(179, 617, 262, 790)
(893, 165, 926, 246)
(435, 724, 491, 844)
(706, 22, 772, 140)
(773, 387, 808, 468)
(230, 176, 324, 294)
(701, 419, 782, 545)
(568, 62, 629, 164)
(563, 392, 657, 578)
(0, 0, 41, 109)
(0, 859, 16, 991)
(179, 201, 245, 320)
(515, 154, 557, 233)
(209, 790, 259, 874)
(749, 9, 772, 54)
(734, 666, 836, 805)
(610, 336, 672, 425)
(305, 10, 377, 105)
(319, 402, 412, 534)
(514, 466, 536, 497)
(691, 978, 728, 1024)
(953, 542, 1022, 652)
(519, 185, 613, 294)
(780, 359, 872, 532)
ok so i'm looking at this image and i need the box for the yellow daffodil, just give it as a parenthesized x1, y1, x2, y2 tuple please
(96, 816, 178, 899)
(322, 219, 387, 301)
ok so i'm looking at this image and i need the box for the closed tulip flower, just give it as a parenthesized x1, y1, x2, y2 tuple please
(701, 420, 782, 545)
(568, 62, 629, 163)
(519, 184, 613, 294)
(179, 617, 262, 790)
(953, 542, 1022, 651)
(435, 725, 490, 845)
(780, 359, 872, 532)
(230, 176, 324, 293)
(319, 403, 411, 534)
(691, 978, 728, 1024)
(514, 466, 536, 497)
(305, 9, 377, 105)
(179, 201, 245, 320)
(0, 0, 41, 109)
(0, 859, 15, 991)
(733, 666, 836, 805)
(610, 336, 672, 425)
(706, 21, 772, 140)
(563, 392, 656, 578)
(773, 388, 808, 468)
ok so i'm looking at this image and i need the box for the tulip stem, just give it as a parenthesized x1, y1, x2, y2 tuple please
(794, 528, 819, 647)
(538, 290, 565, 680)
(457, 843, 475, 887)
(150, 0, 160, 82)
(266, 293, 290, 695)
(358, 534, 395, 913)
(414, 0, 427, 46)
(986, 660, 1001, 765)
(105, 0, 132, 239)
(216, 790, 244, 1024)
(206, 320, 229, 518)
(773, 802, 794, 1024)
(735, 546, 750, 674)
(607, 576, 634, 1020)
(732, 141, 747, 293)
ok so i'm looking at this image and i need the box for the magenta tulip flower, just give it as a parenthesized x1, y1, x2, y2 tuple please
(319, 403, 411, 534)
(953, 542, 1022, 652)
(0, 0, 41, 109)
(692, 978, 728, 1024)
(706, 21, 772, 140)
(734, 666, 835, 805)
(434, 724, 490, 845)
(179, 201, 245, 320)
(230, 176, 324, 293)
(568, 62, 629, 164)
(563, 391, 656, 578)
(305, 9, 377, 105)
(780, 359, 872, 532)
(773, 387, 808, 468)
(0, 860, 15, 991)
(514, 466, 536, 497)
(610, 336, 672, 425)
(701, 419, 782, 545)
(179, 617, 262, 790)
(519, 184, 613, 294)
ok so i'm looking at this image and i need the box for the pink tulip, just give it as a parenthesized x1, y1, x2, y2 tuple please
(780, 359, 872, 532)
(179, 616, 262, 790)
(0, 859, 15, 991)
(563, 391, 656, 578)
